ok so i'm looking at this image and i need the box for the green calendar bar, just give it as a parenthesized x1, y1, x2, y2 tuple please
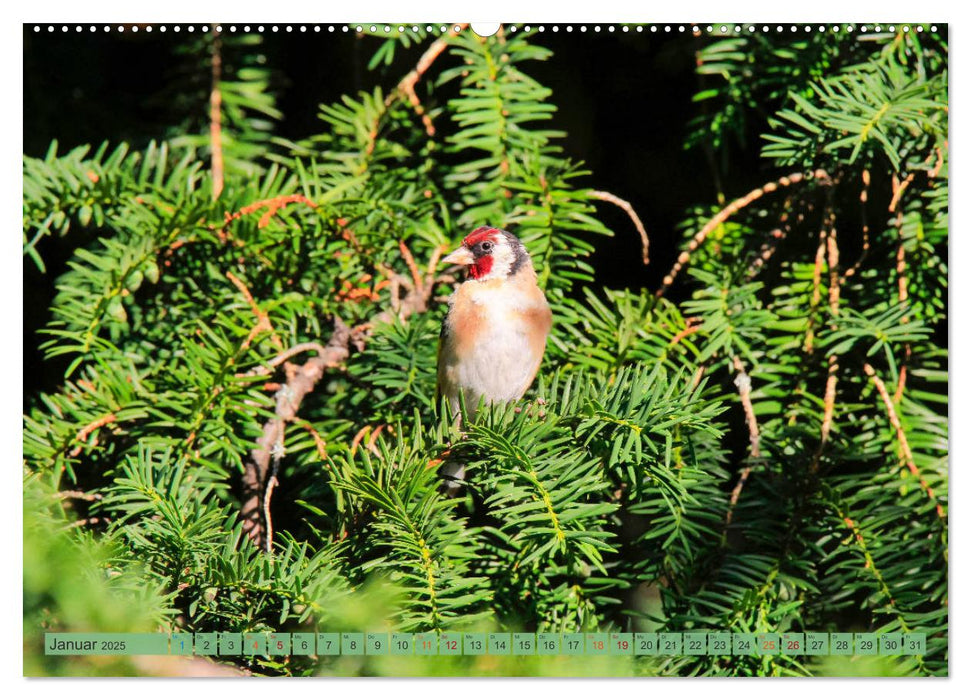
(732, 634, 755, 655)
(244, 632, 267, 656)
(806, 632, 828, 655)
(218, 632, 242, 655)
(659, 633, 682, 655)
(40, 630, 937, 657)
(488, 633, 511, 655)
(367, 633, 388, 655)
(44, 633, 169, 655)
(783, 633, 804, 655)
(879, 633, 902, 655)
(757, 633, 780, 655)
(903, 633, 926, 655)
(830, 633, 853, 655)
(587, 633, 608, 655)
(513, 633, 535, 655)
(415, 632, 438, 655)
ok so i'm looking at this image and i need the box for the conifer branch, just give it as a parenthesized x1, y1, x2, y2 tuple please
(241, 244, 444, 550)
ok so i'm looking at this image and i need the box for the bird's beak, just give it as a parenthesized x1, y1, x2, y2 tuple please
(442, 246, 475, 266)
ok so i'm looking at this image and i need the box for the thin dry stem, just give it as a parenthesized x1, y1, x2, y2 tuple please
(658, 169, 830, 296)
(209, 31, 224, 200)
(69, 413, 117, 457)
(591, 190, 651, 264)
(726, 356, 760, 527)
(390, 24, 468, 135)
(226, 271, 284, 351)
(863, 363, 945, 520)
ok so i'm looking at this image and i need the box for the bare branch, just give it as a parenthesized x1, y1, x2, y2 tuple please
(389, 24, 468, 136)
(725, 356, 760, 527)
(209, 30, 224, 200)
(591, 190, 651, 264)
(863, 363, 945, 521)
(69, 413, 117, 457)
(658, 169, 831, 296)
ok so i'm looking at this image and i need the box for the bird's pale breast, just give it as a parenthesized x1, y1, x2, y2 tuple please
(439, 276, 551, 415)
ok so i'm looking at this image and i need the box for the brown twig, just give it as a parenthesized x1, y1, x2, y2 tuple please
(237, 342, 332, 378)
(66, 517, 107, 529)
(746, 194, 794, 279)
(863, 363, 945, 520)
(69, 413, 117, 457)
(223, 194, 318, 229)
(226, 271, 284, 351)
(725, 356, 760, 527)
(929, 145, 945, 178)
(668, 317, 702, 348)
(241, 318, 357, 550)
(296, 419, 329, 460)
(804, 229, 828, 355)
(843, 169, 871, 281)
(812, 224, 841, 473)
(657, 169, 831, 296)
(209, 30, 224, 200)
(591, 190, 651, 265)
(891, 177, 911, 403)
(54, 490, 103, 502)
(887, 172, 916, 213)
(389, 24, 468, 136)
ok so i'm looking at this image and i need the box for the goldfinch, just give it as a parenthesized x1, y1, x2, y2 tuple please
(437, 226, 552, 420)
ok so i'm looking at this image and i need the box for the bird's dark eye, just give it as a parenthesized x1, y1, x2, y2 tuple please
(480, 240, 493, 253)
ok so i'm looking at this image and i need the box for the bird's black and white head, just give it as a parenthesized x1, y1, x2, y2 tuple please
(441, 227, 532, 282)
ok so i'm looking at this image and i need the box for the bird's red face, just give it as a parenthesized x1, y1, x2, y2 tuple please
(442, 227, 529, 281)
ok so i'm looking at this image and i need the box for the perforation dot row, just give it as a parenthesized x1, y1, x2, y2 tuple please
(32, 24, 939, 35)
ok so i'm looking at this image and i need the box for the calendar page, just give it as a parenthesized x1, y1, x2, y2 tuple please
(22, 17, 948, 679)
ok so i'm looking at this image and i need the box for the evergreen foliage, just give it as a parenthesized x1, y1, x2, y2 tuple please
(24, 25, 947, 677)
